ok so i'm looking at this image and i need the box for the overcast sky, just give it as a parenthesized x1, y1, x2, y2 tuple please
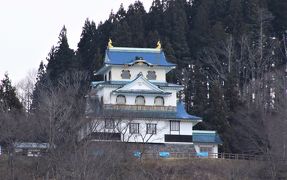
(0, 0, 153, 84)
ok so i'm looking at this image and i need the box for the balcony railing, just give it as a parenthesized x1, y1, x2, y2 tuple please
(103, 104, 176, 112)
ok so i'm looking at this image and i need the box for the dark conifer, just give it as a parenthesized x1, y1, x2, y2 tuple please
(0, 73, 22, 111)
(46, 26, 75, 84)
(77, 19, 99, 77)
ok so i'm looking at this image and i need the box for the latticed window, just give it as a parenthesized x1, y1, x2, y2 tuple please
(135, 96, 145, 105)
(146, 124, 157, 134)
(129, 123, 139, 134)
(146, 71, 156, 80)
(116, 95, 126, 104)
(154, 96, 164, 106)
(121, 70, 131, 79)
(170, 121, 180, 131)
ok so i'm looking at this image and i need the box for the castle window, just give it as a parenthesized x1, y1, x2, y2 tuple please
(170, 121, 180, 131)
(154, 96, 164, 106)
(116, 95, 126, 104)
(146, 123, 157, 134)
(108, 71, 111, 80)
(135, 96, 145, 105)
(129, 123, 139, 134)
(147, 71, 156, 80)
(121, 70, 131, 79)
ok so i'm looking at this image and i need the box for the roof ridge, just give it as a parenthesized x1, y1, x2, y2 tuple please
(108, 47, 162, 53)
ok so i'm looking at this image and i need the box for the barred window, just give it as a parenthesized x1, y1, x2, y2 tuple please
(146, 71, 156, 80)
(116, 95, 126, 104)
(121, 70, 131, 79)
(135, 96, 145, 105)
(170, 121, 180, 131)
(154, 96, 164, 106)
(129, 123, 139, 134)
(146, 124, 157, 134)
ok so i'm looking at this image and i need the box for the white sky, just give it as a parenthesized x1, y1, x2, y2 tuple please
(0, 0, 153, 84)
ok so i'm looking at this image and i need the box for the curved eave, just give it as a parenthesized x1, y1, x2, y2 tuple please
(94, 65, 111, 75)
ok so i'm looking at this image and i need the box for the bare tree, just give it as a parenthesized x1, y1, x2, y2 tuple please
(16, 69, 37, 114)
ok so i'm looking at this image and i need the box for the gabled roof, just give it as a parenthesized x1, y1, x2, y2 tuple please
(193, 130, 222, 144)
(112, 73, 171, 95)
(104, 47, 175, 67)
(91, 81, 183, 90)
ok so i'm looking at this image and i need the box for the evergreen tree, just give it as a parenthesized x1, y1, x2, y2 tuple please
(111, 20, 132, 47)
(126, 1, 147, 47)
(0, 73, 22, 111)
(46, 26, 76, 84)
(30, 61, 47, 112)
(164, 0, 190, 65)
(268, 0, 287, 35)
(191, 65, 208, 117)
(77, 19, 99, 78)
(206, 80, 228, 135)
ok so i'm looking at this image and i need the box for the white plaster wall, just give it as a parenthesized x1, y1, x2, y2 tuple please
(110, 66, 167, 82)
(87, 118, 195, 144)
(194, 144, 219, 155)
(180, 121, 194, 135)
(96, 87, 114, 104)
(164, 90, 177, 106)
(88, 118, 170, 143)
(120, 119, 170, 143)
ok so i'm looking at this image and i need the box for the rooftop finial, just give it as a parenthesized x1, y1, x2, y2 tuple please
(108, 38, 113, 48)
(156, 41, 161, 49)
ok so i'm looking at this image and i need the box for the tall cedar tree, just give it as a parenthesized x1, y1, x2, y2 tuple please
(77, 19, 99, 78)
(46, 26, 76, 85)
(30, 61, 46, 112)
(0, 74, 22, 111)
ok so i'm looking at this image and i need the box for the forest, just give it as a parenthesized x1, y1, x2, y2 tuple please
(0, 0, 287, 179)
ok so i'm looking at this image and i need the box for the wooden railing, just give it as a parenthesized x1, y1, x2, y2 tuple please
(103, 104, 176, 112)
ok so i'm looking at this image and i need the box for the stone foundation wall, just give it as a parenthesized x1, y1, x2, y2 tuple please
(127, 143, 196, 154)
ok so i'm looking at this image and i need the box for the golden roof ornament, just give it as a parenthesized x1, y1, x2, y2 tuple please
(156, 41, 161, 49)
(108, 38, 113, 48)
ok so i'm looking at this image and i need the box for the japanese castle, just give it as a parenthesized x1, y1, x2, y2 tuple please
(80, 40, 222, 156)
